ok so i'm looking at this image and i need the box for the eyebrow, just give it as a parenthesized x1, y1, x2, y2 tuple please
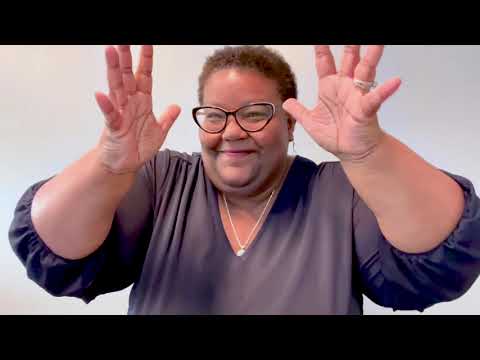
(203, 100, 272, 110)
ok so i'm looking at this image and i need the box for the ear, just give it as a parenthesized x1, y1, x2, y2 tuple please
(287, 116, 296, 141)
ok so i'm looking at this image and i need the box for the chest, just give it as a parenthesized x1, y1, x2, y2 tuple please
(217, 193, 275, 258)
(133, 188, 357, 314)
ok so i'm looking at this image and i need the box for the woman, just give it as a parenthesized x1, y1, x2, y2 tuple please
(9, 45, 480, 314)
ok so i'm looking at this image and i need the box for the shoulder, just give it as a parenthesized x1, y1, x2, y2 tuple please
(287, 156, 354, 209)
(143, 149, 202, 174)
(294, 156, 352, 189)
(151, 149, 200, 166)
(141, 149, 203, 193)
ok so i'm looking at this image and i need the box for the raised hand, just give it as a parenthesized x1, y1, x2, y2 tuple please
(283, 45, 401, 163)
(95, 45, 181, 174)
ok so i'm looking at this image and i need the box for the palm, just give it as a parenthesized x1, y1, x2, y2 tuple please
(284, 45, 401, 163)
(305, 74, 381, 160)
(95, 45, 180, 174)
(106, 93, 163, 166)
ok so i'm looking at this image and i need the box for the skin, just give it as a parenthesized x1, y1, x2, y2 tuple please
(283, 45, 465, 254)
(31, 45, 181, 259)
(31, 44, 465, 260)
(198, 68, 296, 251)
(199, 69, 295, 201)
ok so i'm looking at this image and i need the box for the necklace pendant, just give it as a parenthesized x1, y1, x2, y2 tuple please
(236, 248, 246, 257)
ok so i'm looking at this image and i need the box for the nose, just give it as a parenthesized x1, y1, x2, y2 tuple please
(222, 114, 248, 140)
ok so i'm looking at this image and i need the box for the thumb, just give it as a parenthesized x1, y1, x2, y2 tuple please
(282, 98, 310, 126)
(156, 104, 182, 133)
(95, 91, 122, 131)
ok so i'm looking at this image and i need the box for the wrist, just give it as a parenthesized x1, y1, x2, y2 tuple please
(90, 146, 137, 192)
(340, 130, 390, 170)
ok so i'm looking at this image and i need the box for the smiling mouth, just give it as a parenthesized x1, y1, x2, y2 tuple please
(219, 150, 256, 158)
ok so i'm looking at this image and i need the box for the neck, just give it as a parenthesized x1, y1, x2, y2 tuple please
(225, 185, 276, 212)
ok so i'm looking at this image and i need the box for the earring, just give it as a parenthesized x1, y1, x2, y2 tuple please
(290, 138, 297, 154)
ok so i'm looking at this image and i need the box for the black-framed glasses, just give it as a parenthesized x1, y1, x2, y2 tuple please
(192, 102, 276, 134)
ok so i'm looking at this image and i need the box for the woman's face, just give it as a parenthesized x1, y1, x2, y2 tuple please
(199, 68, 294, 196)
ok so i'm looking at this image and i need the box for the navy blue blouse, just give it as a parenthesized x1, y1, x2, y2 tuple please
(8, 150, 480, 314)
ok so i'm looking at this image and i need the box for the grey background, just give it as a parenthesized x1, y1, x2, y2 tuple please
(1, 45, 478, 314)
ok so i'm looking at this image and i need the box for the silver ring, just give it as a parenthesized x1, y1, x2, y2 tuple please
(353, 78, 378, 92)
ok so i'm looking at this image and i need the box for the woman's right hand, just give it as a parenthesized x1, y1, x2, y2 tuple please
(95, 45, 181, 175)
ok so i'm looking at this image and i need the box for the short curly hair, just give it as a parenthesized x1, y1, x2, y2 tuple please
(198, 45, 297, 105)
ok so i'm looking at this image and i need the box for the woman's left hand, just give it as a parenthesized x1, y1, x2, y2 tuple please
(283, 45, 402, 163)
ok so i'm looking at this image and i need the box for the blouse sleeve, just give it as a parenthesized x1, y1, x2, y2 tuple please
(354, 171, 480, 311)
(8, 150, 171, 303)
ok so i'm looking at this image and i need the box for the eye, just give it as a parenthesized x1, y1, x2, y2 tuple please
(206, 113, 224, 120)
(246, 111, 265, 118)
(239, 104, 272, 122)
(197, 109, 225, 122)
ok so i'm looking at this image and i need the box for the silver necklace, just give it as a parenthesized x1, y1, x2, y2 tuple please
(222, 189, 275, 257)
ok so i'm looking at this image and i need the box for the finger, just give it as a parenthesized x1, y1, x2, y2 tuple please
(105, 46, 127, 108)
(314, 45, 337, 80)
(105, 46, 120, 106)
(117, 45, 137, 96)
(354, 45, 384, 83)
(108, 89, 118, 108)
(360, 77, 402, 117)
(95, 91, 122, 131)
(339, 45, 360, 78)
(156, 104, 182, 132)
(136, 45, 154, 94)
(282, 98, 311, 126)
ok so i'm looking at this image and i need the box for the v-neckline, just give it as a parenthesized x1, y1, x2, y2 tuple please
(210, 156, 299, 261)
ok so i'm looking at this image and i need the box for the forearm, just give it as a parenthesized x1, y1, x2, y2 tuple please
(341, 132, 465, 254)
(31, 146, 136, 260)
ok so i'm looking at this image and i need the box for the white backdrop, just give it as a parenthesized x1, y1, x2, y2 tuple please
(1, 45, 479, 315)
